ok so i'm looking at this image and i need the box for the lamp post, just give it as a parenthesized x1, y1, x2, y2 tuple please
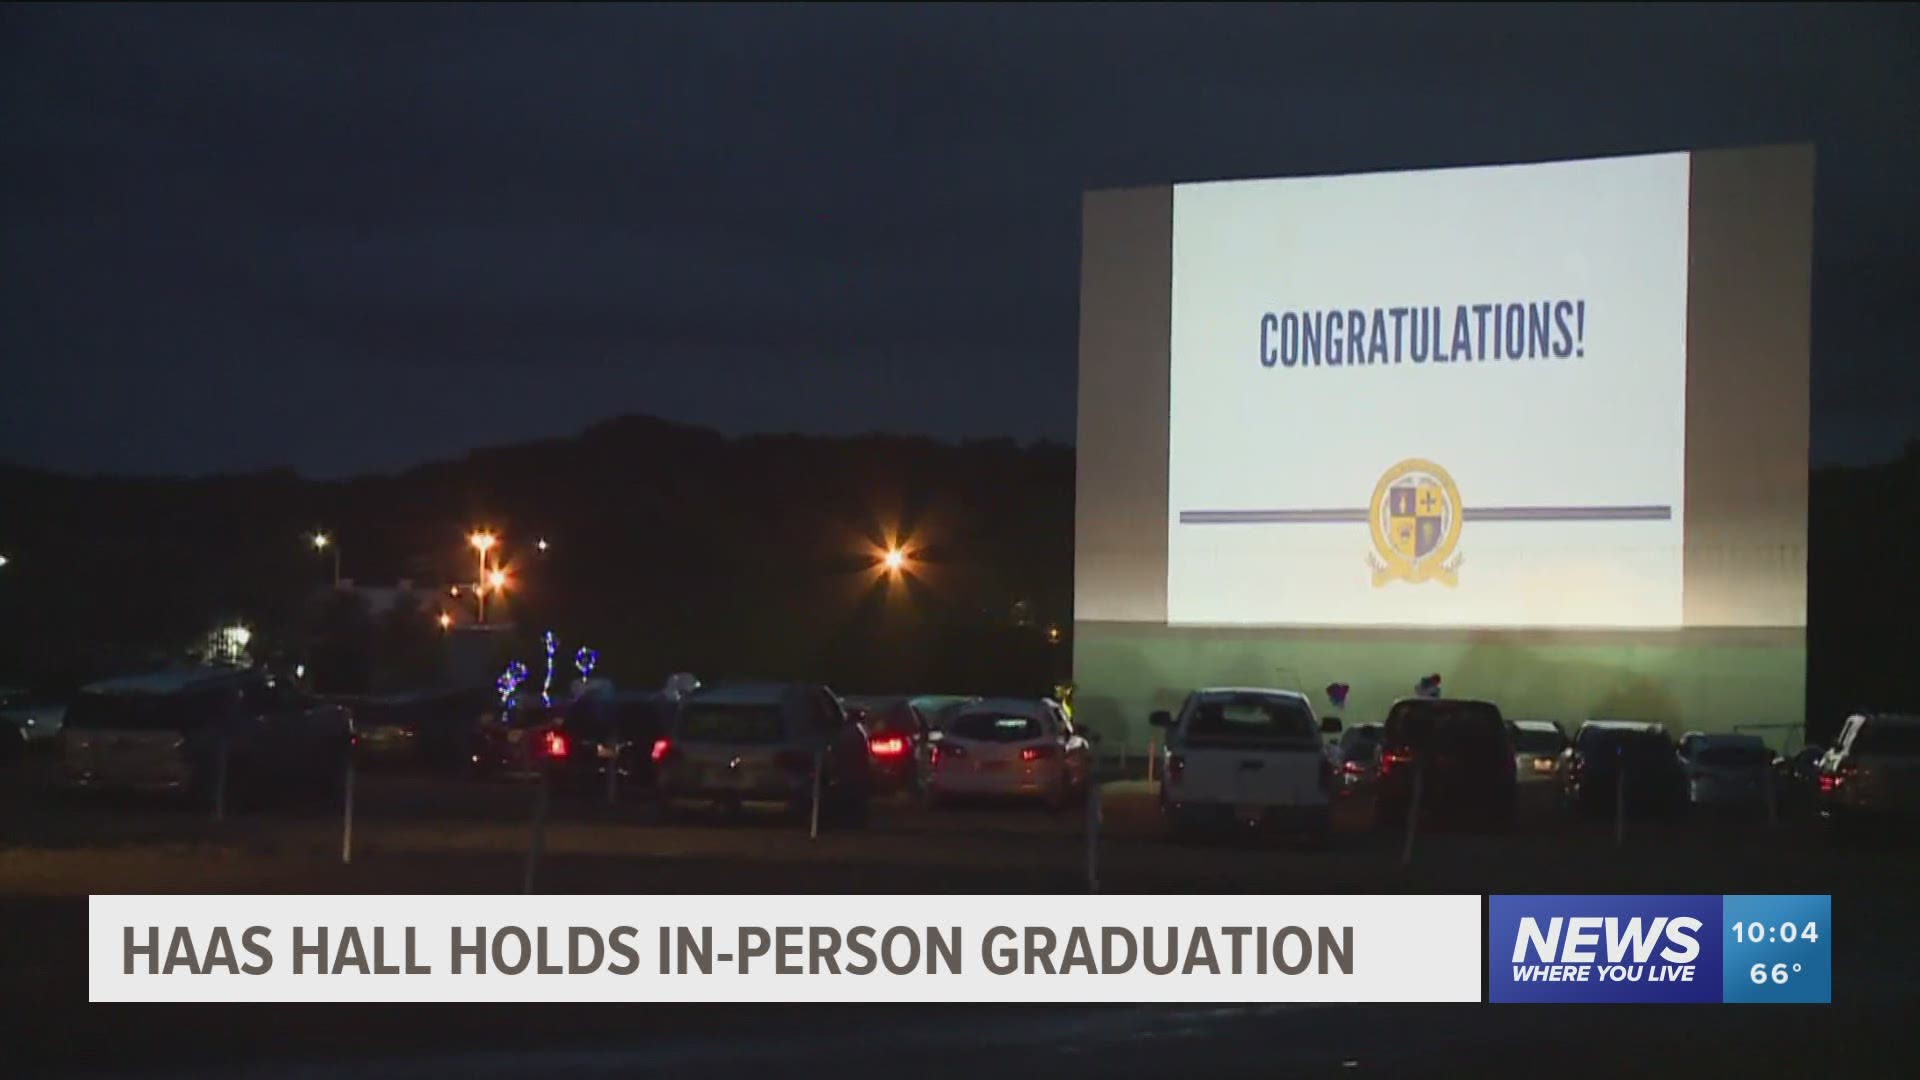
(312, 532, 339, 587)
(469, 530, 497, 624)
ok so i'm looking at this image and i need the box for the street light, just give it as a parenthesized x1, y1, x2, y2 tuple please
(311, 532, 340, 587)
(536, 538, 550, 553)
(488, 568, 509, 592)
(437, 611, 453, 631)
(882, 547, 906, 573)
(0, 554, 9, 569)
(468, 530, 498, 623)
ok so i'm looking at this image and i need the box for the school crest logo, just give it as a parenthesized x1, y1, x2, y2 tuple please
(1369, 459, 1463, 587)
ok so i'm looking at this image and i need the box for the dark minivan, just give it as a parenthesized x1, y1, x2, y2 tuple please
(63, 667, 352, 807)
(548, 689, 676, 802)
(1374, 697, 1517, 827)
(1562, 720, 1689, 819)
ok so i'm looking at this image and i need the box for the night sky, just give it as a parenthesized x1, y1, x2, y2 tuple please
(3, 4, 1915, 477)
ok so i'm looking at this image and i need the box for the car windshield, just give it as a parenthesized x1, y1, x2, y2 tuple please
(1853, 724, 1920, 755)
(1697, 745, 1772, 767)
(950, 713, 1041, 742)
(1386, 701, 1507, 748)
(65, 688, 233, 732)
(1185, 694, 1318, 741)
(1512, 728, 1566, 755)
(679, 703, 785, 743)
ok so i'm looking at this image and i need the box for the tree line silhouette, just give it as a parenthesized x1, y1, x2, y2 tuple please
(1, 419, 1912, 736)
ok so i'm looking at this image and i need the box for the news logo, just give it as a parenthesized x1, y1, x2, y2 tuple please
(1489, 895, 1723, 1003)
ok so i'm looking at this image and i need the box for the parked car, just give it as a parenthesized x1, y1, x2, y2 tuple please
(1561, 720, 1688, 820)
(1817, 713, 1920, 830)
(1374, 698, 1517, 828)
(1, 688, 68, 757)
(843, 696, 932, 794)
(469, 697, 570, 779)
(1510, 720, 1570, 784)
(550, 689, 676, 802)
(1678, 732, 1775, 813)
(1776, 743, 1827, 815)
(1151, 687, 1337, 838)
(1331, 722, 1384, 793)
(926, 697, 1091, 810)
(331, 687, 491, 772)
(652, 683, 872, 826)
(61, 667, 352, 806)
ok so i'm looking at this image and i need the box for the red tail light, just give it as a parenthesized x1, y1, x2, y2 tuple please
(1380, 749, 1414, 777)
(1819, 767, 1852, 794)
(650, 738, 672, 763)
(870, 736, 908, 758)
(1021, 745, 1058, 762)
(1342, 760, 1365, 775)
(1167, 753, 1186, 784)
(543, 731, 569, 759)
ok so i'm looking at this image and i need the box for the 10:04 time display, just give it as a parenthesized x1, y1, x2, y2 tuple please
(1731, 921, 1820, 944)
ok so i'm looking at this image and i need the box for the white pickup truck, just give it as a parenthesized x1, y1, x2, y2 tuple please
(1151, 687, 1338, 839)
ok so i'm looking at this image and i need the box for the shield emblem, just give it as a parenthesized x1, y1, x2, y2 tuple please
(1387, 481, 1446, 560)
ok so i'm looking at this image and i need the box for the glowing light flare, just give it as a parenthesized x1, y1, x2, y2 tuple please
(468, 531, 498, 554)
(437, 612, 453, 630)
(311, 533, 331, 550)
(488, 568, 509, 591)
(882, 547, 906, 572)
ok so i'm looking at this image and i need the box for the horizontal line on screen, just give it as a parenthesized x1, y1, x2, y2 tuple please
(1177, 505, 1674, 524)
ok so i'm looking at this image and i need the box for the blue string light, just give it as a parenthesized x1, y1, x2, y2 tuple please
(496, 660, 528, 713)
(575, 646, 598, 680)
(541, 631, 557, 708)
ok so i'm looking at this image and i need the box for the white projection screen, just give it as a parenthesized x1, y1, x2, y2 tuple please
(1075, 147, 1812, 740)
(1168, 153, 1689, 628)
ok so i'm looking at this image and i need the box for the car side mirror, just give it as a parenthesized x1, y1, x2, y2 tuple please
(1320, 716, 1343, 735)
(1149, 711, 1173, 729)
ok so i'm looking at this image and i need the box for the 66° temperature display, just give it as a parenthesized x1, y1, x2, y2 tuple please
(1722, 896, 1829, 1004)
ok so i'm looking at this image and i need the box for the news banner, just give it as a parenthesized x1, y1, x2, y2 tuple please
(88, 893, 1830, 1004)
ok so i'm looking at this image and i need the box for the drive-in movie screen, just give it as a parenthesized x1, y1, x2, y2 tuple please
(1, 4, 1914, 1078)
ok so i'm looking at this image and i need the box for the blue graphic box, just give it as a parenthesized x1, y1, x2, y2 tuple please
(1489, 895, 1724, 1003)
